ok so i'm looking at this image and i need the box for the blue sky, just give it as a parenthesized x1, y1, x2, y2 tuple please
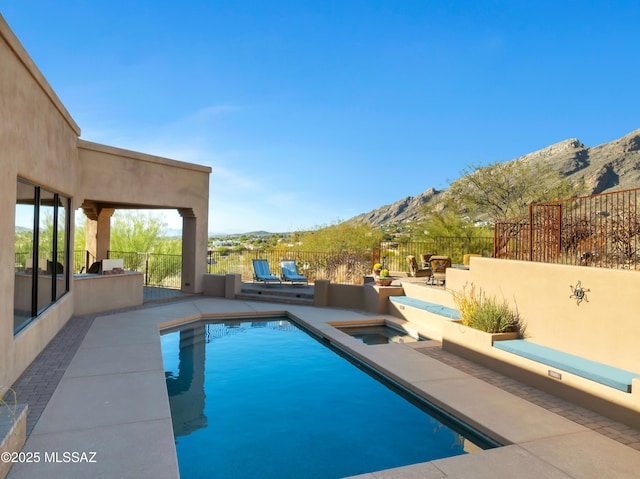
(3, 1, 639, 233)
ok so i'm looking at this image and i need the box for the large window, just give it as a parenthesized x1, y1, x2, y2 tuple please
(14, 179, 70, 334)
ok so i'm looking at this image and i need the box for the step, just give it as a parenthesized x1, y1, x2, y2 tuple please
(240, 285, 314, 300)
(235, 293, 314, 306)
(237, 287, 315, 306)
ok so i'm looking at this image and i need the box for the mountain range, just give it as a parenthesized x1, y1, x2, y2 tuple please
(348, 128, 640, 226)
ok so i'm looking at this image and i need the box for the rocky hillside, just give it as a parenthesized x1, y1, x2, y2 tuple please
(349, 128, 640, 226)
(349, 187, 441, 225)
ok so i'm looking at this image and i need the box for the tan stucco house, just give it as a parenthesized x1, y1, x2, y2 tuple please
(1, 14, 211, 390)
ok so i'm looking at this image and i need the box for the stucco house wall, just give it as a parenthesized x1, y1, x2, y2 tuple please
(1, 15, 81, 391)
(1, 14, 211, 390)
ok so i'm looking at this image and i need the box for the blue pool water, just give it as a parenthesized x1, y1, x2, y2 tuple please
(161, 317, 488, 479)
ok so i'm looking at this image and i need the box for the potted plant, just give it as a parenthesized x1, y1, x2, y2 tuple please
(376, 268, 393, 286)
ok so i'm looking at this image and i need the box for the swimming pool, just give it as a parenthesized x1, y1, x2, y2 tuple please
(161, 316, 492, 478)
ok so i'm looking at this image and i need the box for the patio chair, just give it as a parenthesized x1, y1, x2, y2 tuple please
(428, 256, 451, 286)
(419, 254, 433, 268)
(280, 260, 309, 286)
(406, 255, 431, 278)
(252, 259, 282, 286)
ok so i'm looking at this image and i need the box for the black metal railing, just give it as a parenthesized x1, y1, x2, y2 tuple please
(73, 250, 96, 273)
(65, 235, 495, 292)
(375, 238, 494, 273)
(108, 251, 182, 288)
(207, 249, 371, 284)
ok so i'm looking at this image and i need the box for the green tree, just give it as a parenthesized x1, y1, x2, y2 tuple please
(421, 209, 491, 240)
(154, 237, 182, 255)
(147, 237, 182, 286)
(74, 218, 86, 251)
(14, 230, 33, 269)
(292, 222, 383, 252)
(109, 211, 167, 253)
(448, 160, 574, 222)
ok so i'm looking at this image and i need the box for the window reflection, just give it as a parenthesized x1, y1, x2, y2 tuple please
(56, 195, 69, 300)
(14, 180, 35, 333)
(14, 179, 70, 334)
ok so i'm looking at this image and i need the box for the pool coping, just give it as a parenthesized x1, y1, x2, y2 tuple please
(8, 297, 640, 478)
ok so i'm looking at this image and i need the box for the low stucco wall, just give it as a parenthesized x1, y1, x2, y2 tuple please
(447, 257, 640, 373)
(325, 283, 365, 310)
(316, 282, 405, 313)
(201, 274, 242, 299)
(201, 274, 226, 297)
(441, 320, 640, 427)
(204, 257, 640, 375)
(0, 404, 27, 479)
(363, 285, 403, 314)
(73, 273, 144, 316)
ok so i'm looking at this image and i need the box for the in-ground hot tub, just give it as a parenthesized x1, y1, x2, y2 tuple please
(335, 322, 429, 345)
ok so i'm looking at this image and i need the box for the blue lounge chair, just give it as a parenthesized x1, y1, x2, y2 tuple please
(280, 260, 309, 286)
(252, 259, 281, 286)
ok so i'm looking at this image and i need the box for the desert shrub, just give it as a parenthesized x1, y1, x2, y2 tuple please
(453, 284, 524, 335)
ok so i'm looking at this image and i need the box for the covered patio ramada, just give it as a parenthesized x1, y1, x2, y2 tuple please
(73, 140, 210, 314)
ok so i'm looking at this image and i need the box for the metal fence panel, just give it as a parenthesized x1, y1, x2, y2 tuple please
(494, 188, 640, 270)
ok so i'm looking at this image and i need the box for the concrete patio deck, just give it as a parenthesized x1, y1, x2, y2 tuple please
(7, 293, 640, 478)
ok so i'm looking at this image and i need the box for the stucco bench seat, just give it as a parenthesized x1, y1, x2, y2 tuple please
(388, 296, 461, 320)
(493, 340, 639, 393)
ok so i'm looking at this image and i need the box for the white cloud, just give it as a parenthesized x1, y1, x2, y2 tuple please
(211, 163, 262, 192)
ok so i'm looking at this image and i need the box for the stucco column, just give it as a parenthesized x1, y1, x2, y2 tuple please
(180, 209, 197, 293)
(83, 205, 115, 262)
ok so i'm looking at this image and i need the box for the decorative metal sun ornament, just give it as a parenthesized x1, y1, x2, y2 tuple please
(569, 281, 590, 305)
